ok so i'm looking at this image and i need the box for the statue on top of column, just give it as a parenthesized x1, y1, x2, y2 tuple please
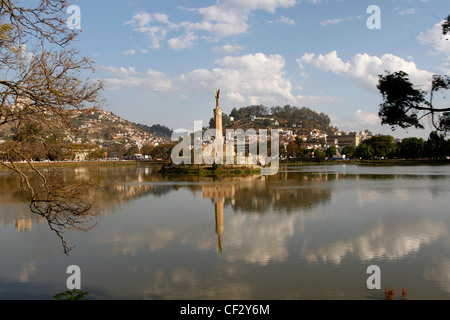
(215, 89, 220, 108)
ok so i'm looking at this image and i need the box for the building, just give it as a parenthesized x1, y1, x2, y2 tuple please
(327, 132, 360, 150)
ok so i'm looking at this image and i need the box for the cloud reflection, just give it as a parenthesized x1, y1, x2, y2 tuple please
(303, 217, 447, 265)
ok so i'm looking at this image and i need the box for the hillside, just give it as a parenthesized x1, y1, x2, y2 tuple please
(68, 109, 171, 148)
(212, 105, 337, 135)
(0, 108, 172, 149)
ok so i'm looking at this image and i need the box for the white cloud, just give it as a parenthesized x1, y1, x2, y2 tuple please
(125, 0, 299, 51)
(123, 49, 136, 55)
(319, 14, 361, 27)
(330, 109, 434, 138)
(296, 94, 339, 105)
(298, 51, 434, 92)
(394, 7, 419, 16)
(125, 11, 174, 49)
(438, 58, 450, 74)
(178, 52, 297, 106)
(320, 18, 344, 26)
(101, 66, 174, 93)
(225, 0, 298, 13)
(417, 20, 450, 56)
(125, 11, 172, 27)
(278, 15, 296, 25)
(211, 44, 245, 54)
(331, 109, 381, 131)
(168, 32, 198, 51)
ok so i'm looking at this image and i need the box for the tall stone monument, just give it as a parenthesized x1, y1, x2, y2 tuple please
(213, 89, 223, 141)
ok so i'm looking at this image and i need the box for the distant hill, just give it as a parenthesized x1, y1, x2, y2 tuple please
(0, 108, 172, 149)
(134, 123, 173, 138)
(210, 105, 337, 134)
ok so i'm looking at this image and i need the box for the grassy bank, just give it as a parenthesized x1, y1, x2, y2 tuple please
(0, 160, 165, 171)
(281, 158, 450, 166)
(1, 158, 448, 173)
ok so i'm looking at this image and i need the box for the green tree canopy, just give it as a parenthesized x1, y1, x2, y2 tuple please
(355, 135, 397, 159)
(398, 137, 425, 159)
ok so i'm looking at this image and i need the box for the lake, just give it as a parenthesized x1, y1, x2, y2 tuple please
(1, 163, 450, 300)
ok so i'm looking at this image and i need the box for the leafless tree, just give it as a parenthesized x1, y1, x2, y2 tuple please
(0, 0, 103, 254)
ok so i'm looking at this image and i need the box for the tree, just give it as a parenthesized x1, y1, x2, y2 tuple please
(377, 18, 450, 134)
(378, 71, 450, 133)
(425, 131, 448, 159)
(443, 15, 450, 37)
(124, 146, 139, 157)
(341, 145, 356, 158)
(355, 135, 397, 159)
(398, 137, 425, 159)
(151, 143, 175, 160)
(313, 149, 325, 158)
(87, 148, 107, 160)
(141, 143, 154, 156)
(0, 1, 103, 254)
(286, 140, 300, 158)
(354, 143, 374, 159)
(325, 146, 337, 158)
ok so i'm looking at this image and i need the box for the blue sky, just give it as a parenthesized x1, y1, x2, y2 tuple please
(71, 0, 449, 138)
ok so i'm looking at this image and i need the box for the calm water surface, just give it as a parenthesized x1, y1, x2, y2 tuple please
(1, 163, 450, 300)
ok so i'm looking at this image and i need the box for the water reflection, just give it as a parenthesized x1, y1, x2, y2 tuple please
(304, 217, 448, 264)
(1, 164, 450, 299)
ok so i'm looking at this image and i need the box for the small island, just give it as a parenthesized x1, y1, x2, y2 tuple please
(158, 163, 262, 175)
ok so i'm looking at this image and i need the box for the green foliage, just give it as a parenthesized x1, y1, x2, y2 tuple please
(212, 162, 220, 170)
(148, 143, 176, 160)
(325, 146, 337, 158)
(314, 149, 326, 158)
(354, 135, 397, 159)
(271, 105, 331, 129)
(443, 15, 450, 37)
(227, 105, 331, 131)
(124, 146, 139, 157)
(377, 71, 426, 130)
(286, 141, 300, 158)
(135, 123, 173, 138)
(12, 122, 43, 142)
(341, 146, 356, 158)
(53, 290, 89, 300)
(424, 131, 450, 159)
(87, 148, 107, 160)
(230, 105, 269, 120)
(354, 132, 450, 160)
(354, 143, 374, 159)
(377, 14, 450, 132)
(282, 137, 304, 159)
(398, 137, 425, 159)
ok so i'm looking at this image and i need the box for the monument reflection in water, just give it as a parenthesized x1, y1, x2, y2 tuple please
(0, 164, 450, 300)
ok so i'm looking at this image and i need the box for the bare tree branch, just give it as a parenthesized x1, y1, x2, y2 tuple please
(0, 0, 103, 254)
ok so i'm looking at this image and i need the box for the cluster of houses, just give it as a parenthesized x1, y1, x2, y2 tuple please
(280, 128, 373, 156)
(66, 109, 168, 150)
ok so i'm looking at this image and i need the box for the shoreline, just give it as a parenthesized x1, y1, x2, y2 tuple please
(1, 158, 449, 172)
(0, 160, 166, 171)
(281, 158, 450, 166)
